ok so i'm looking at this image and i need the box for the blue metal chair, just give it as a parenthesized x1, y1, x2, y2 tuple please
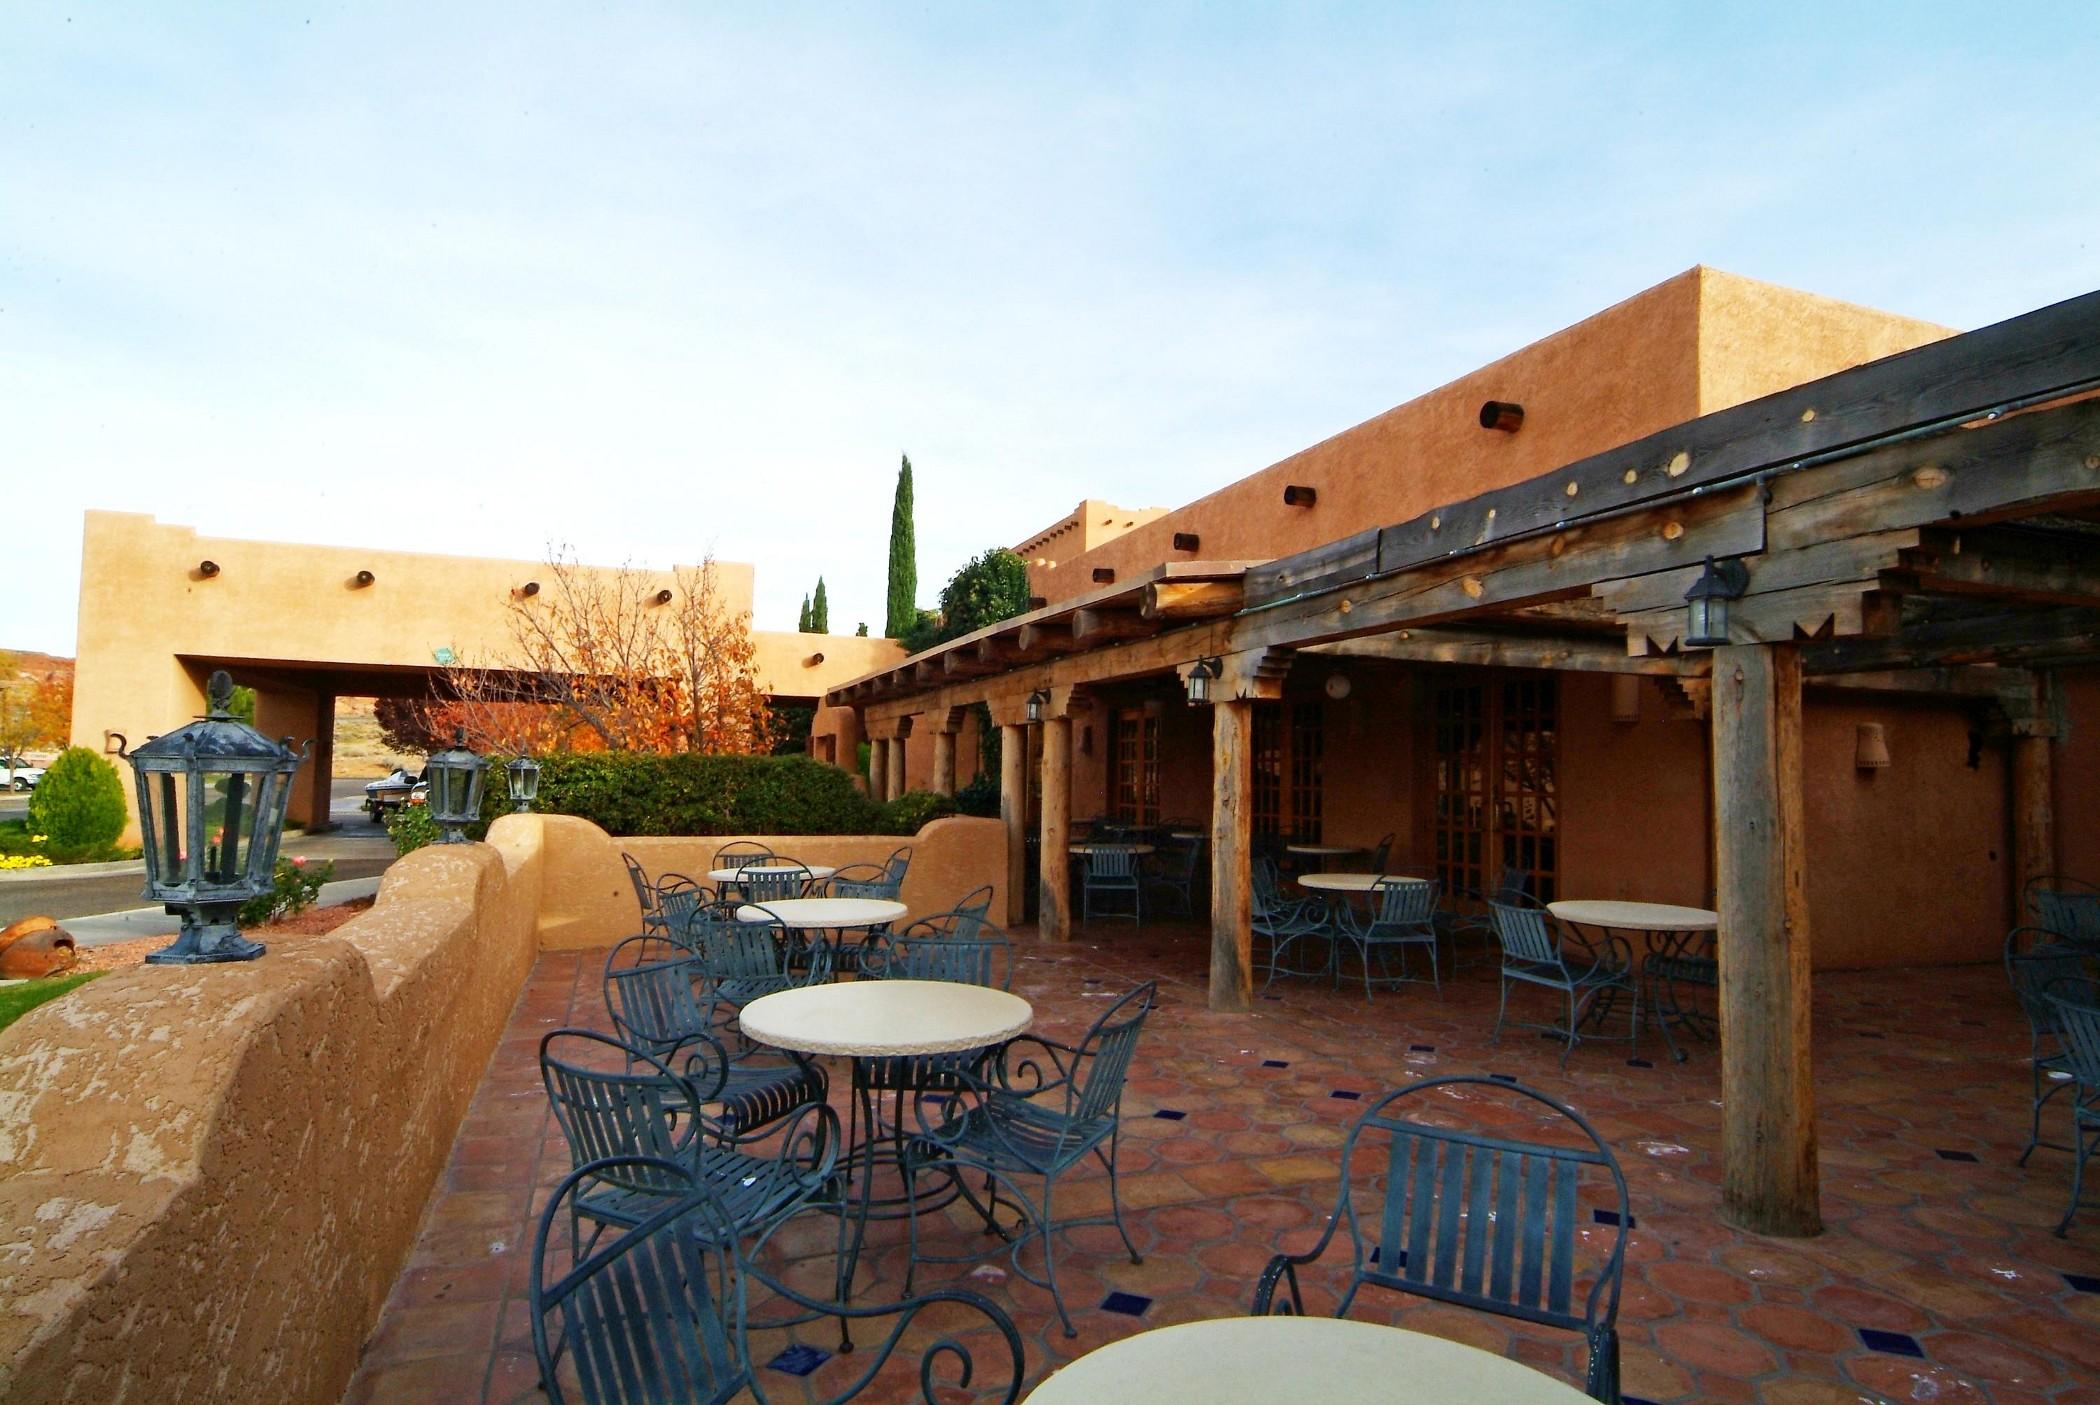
(2028, 876, 2100, 948)
(530, 1156, 1024, 1405)
(1252, 1075, 1629, 1402)
(1144, 835, 1204, 918)
(620, 853, 668, 937)
(1489, 900, 1637, 1066)
(2007, 929, 2096, 1165)
(2043, 976, 2100, 1236)
(653, 879, 717, 953)
(1367, 833, 1395, 873)
(1332, 878, 1442, 998)
(735, 860, 813, 907)
(905, 982, 1156, 1337)
(1081, 847, 1143, 925)
(602, 938, 829, 1137)
(861, 917, 1015, 990)
(1257, 856, 1335, 988)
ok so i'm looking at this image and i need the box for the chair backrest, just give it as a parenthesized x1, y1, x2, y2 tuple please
(1492, 869, 1536, 904)
(884, 845, 914, 884)
(863, 919, 1014, 989)
(621, 853, 659, 921)
(1086, 847, 1140, 880)
(539, 1030, 699, 1189)
(2007, 930, 2092, 1038)
(1073, 983, 1156, 1122)
(1369, 833, 1395, 873)
(604, 948, 713, 1050)
(1161, 836, 1202, 880)
(655, 880, 715, 949)
(1371, 879, 1439, 928)
(531, 1156, 748, 1405)
(933, 885, 995, 939)
(712, 841, 774, 870)
(2030, 877, 2100, 945)
(687, 910, 806, 985)
(1489, 899, 1565, 971)
(1331, 1076, 1629, 1343)
(1251, 856, 1290, 917)
(736, 863, 811, 905)
(2045, 976, 2100, 1087)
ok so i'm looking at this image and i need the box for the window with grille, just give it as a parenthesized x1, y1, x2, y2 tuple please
(1250, 701, 1323, 841)
(1110, 707, 1161, 825)
(1432, 675, 1558, 901)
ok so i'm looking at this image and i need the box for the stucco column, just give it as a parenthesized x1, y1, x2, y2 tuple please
(931, 730, 956, 796)
(869, 738, 890, 802)
(999, 723, 1027, 926)
(887, 733, 908, 800)
(1209, 698, 1254, 1012)
(2013, 734, 2056, 905)
(301, 694, 336, 832)
(1038, 717, 1072, 941)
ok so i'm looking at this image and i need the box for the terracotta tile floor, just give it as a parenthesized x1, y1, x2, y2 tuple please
(343, 922, 2100, 1404)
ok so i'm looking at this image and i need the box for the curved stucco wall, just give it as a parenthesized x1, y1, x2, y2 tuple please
(0, 824, 544, 1405)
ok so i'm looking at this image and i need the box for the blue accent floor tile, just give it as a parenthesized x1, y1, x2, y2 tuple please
(1101, 1291, 1152, 1317)
(768, 1345, 832, 1376)
(1593, 1208, 1636, 1228)
(1409, 1043, 1435, 1052)
(1261, 1059, 1290, 1069)
(1624, 1397, 1663, 1405)
(1627, 1058, 1655, 1069)
(1263, 994, 1284, 1001)
(2066, 1272, 2100, 1293)
(1153, 1109, 1186, 1121)
(1330, 1089, 1362, 1100)
(1934, 1148, 1980, 1163)
(1859, 1329, 1924, 1357)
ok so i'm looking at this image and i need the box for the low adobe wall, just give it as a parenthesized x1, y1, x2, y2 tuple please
(0, 820, 544, 1405)
(532, 812, 1008, 949)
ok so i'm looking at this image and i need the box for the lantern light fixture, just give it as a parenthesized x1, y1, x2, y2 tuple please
(506, 754, 542, 811)
(424, 729, 489, 843)
(1186, 656, 1223, 706)
(128, 670, 308, 964)
(1025, 689, 1050, 724)
(1682, 556, 1750, 648)
(1855, 723, 1891, 771)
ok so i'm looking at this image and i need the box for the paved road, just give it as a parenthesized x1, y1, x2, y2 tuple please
(1, 778, 397, 926)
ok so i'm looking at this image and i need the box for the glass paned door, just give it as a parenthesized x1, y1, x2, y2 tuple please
(1432, 675, 1558, 900)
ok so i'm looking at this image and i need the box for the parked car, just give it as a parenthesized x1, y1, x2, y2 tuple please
(362, 765, 427, 823)
(1, 755, 44, 792)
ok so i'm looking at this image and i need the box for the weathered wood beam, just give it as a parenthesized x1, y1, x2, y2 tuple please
(1014, 619, 1080, 658)
(942, 650, 998, 678)
(1141, 579, 1245, 620)
(1887, 526, 2100, 609)
(1039, 718, 1073, 941)
(1809, 664, 2033, 702)
(1624, 582, 1898, 657)
(1071, 608, 1155, 644)
(1209, 698, 1254, 1012)
(1305, 626, 1702, 676)
(1802, 604, 2100, 673)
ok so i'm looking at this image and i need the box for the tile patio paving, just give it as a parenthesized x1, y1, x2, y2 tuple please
(343, 920, 2100, 1404)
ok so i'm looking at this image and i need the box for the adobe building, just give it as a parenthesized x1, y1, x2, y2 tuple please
(70, 512, 903, 833)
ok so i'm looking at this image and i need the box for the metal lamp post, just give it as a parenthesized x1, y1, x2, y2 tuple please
(129, 670, 308, 965)
(505, 754, 541, 812)
(425, 730, 489, 843)
(1683, 556, 1750, 648)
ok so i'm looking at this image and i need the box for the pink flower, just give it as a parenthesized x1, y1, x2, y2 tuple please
(291, 856, 307, 867)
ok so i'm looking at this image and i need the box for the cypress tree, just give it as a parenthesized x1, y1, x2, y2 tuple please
(797, 594, 812, 633)
(885, 455, 917, 637)
(811, 577, 830, 633)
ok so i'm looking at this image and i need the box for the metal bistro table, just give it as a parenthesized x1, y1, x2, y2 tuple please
(1069, 843, 1156, 856)
(1549, 899, 1719, 1062)
(1291, 873, 1434, 980)
(740, 980, 1034, 1340)
(1024, 1316, 1591, 1404)
(707, 862, 838, 885)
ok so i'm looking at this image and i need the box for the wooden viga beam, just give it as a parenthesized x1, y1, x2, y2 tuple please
(1071, 608, 1156, 644)
(1141, 579, 1244, 620)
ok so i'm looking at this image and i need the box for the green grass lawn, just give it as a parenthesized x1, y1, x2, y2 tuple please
(0, 972, 102, 1035)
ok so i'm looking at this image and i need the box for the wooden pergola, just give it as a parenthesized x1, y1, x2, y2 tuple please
(828, 289, 2100, 1236)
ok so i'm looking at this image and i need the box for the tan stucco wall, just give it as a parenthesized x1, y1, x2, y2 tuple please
(1013, 498, 1173, 580)
(533, 812, 1008, 948)
(1027, 268, 1951, 607)
(0, 824, 544, 1405)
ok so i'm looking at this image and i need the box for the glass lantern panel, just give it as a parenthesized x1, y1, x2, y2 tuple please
(202, 769, 258, 884)
(140, 769, 191, 884)
(1687, 596, 1722, 645)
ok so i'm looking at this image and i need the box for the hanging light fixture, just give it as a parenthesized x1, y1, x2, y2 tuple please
(1855, 723, 1891, 770)
(505, 754, 542, 811)
(1025, 689, 1050, 724)
(1185, 657, 1222, 706)
(1682, 556, 1750, 648)
(424, 730, 489, 843)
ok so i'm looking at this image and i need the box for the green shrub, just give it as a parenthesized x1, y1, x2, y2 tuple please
(386, 805, 442, 855)
(238, 856, 334, 928)
(880, 789, 957, 835)
(27, 747, 128, 861)
(953, 773, 1000, 818)
(519, 752, 881, 836)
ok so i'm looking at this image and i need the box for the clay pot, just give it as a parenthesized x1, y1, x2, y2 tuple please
(0, 916, 78, 979)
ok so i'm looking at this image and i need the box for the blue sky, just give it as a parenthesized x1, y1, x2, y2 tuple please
(5, 2, 2096, 655)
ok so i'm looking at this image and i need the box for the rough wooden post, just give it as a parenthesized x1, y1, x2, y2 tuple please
(1209, 698, 1254, 1012)
(302, 693, 336, 832)
(2013, 734, 2056, 903)
(1039, 717, 1072, 941)
(868, 739, 890, 802)
(1712, 642, 1820, 1238)
(999, 723, 1028, 926)
(931, 730, 957, 796)
(887, 734, 907, 800)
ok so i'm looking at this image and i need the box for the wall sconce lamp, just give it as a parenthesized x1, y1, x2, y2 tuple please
(1185, 657, 1222, 706)
(194, 559, 221, 579)
(1479, 400, 1526, 433)
(1172, 532, 1201, 552)
(1282, 485, 1318, 507)
(352, 570, 376, 588)
(1025, 689, 1050, 724)
(1682, 556, 1750, 648)
(1855, 723, 1891, 771)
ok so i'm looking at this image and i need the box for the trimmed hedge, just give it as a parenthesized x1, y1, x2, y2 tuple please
(27, 747, 128, 861)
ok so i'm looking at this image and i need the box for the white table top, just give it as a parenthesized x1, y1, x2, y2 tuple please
(1549, 899, 1718, 932)
(1299, 872, 1430, 893)
(734, 897, 908, 929)
(1070, 843, 1155, 855)
(707, 863, 837, 883)
(740, 980, 1034, 1057)
(1023, 1316, 1591, 1404)
(1168, 830, 1205, 840)
(1287, 843, 1368, 857)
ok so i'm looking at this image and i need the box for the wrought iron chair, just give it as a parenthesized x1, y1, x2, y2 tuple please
(620, 853, 667, 936)
(654, 878, 717, 953)
(531, 1156, 1025, 1405)
(2009, 931, 2098, 1165)
(712, 840, 775, 871)
(860, 917, 1016, 990)
(1332, 878, 1442, 998)
(682, 906, 833, 1013)
(2043, 977, 2100, 1236)
(1252, 1075, 1629, 1402)
(1439, 867, 1533, 970)
(736, 859, 814, 907)
(1257, 855, 1335, 988)
(602, 938, 829, 1137)
(1489, 899, 1637, 1066)
(904, 982, 1156, 1337)
(1367, 833, 1395, 873)
(1143, 835, 1204, 918)
(538, 1029, 838, 1239)
(2027, 875, 2100, 948)
(1080, 846, 1144, 925)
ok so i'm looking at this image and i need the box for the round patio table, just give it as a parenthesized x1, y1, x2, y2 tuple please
(1298, 872, 1429, 893)
(1549, 899, 1719, 1062)
(1023, 1316, 1590, 1403)
(734, 896, 906, 929)
(1069, 843, 1155, 855)
(707, 862, 836, 884)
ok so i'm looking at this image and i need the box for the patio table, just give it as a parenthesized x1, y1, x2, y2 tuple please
(706, 862, 836, 884)
(735, 895, 907, 974)
(1549, 899, 1718, 1061)
(1069, 843, 1155, 855)
(1297, 872, 1429, 893)
(1023, 1315, 1589, 1403)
